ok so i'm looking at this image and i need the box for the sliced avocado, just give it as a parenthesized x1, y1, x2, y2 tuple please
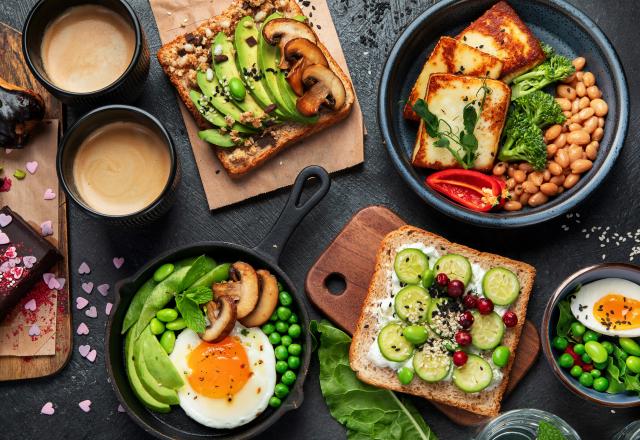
(124, 330, 171, 413)
(134, 335, 179, 405)
(196, 70, 245, 124)
(198, 128, 238, 148)
(189, 90, 257, 134)
(140, 327, 184, 389)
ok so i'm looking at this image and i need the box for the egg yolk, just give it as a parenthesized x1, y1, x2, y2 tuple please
(594, 294, 640, 330)
(187, 336, 251, 399)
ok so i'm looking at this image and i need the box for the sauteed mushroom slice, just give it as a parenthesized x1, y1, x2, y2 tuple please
(240, 270, 279, 328)
(284, 38, 328, 96)
(262, 18, 317, 69)
(212, 262, 259, 319)
(200, 296, 237, 342)
(296, 64, 346, 117)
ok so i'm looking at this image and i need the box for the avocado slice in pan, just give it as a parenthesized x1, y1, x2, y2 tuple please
(198, 128, 239, 148)
(134, 334, 179, 405)
(140, 326, 184, 390)
(189, 90, 257, 134)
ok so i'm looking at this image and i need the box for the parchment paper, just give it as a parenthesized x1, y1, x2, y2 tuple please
(149, 0, 364, 210)
(0, 120, 60, 356)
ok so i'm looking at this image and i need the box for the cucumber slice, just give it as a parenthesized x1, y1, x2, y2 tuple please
(434, 254, 472, 286)
(394, 286, 431, 323)
(378, 322, 414, 362)
(453, 354, 493, 393)
(482, 267, 520, 306)
(413, 348, 452, 382)
(426, 297, 448, 326)
(394, 248, 430, 284)
(470, 311, 505, 350)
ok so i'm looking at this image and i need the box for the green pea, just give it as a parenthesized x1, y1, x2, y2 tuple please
(420, 268, 435, 289)
(601, 341, 614, 354)
(583, 330, 599, 343)
(288, 324, 302, 339)
(590, 369, 602, 378)
(594, 360, 608, 370)
(275, 360, 288, 374)
(574, 344, 585, 355)
(279, 291, 293, 306)
(277, 282, 284, 292)
(281, 370, 297, 386)
(153, 263, 175, 282)
(570, 365, 583, 377)
(626, 356, 640, 373)
(275, 345, 289, 360)
(160, 330, 176, 354)
(585, 341, 608, 363)
(397, 367, 414, 385)
(166, 318, 186, 331)
(402, 325, 429, 345)
(581, 353, 591, 364)
(492, 346, 510, 367)
(275, 321, 289, 334)
(552, 336, 568, 351)
(156, 308, 178, 323)
(593, 377, 609, 392)
(619, 337, 640, 356)
(444, 340, 457, 352)
(262, 323, 276, 335)
(288, 356, 300, 369)
(288, 343, 302, 356)
(571, 322, 586, 338)
(281, 335, 293, 347)
(270, 311, 278, 322)
(558, 353, 574, 369)
(277, 306, 292, 321)
(269, 396, 282, 408)
(579, 372, 594, 387)
(228, 77, 246, 101)
(150, 318, 165, 335)
(269, 332, 281, 346)
(288, 314, 299, 324)
(274, 383, 289, 399)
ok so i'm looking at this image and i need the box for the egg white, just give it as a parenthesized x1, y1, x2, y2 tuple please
(169, 323, 276, 429)
(570, 278, 640, 337)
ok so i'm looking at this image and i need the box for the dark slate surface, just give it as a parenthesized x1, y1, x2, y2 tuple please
(1, 0, 638, 438)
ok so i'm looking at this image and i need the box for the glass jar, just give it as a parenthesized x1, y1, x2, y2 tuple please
(474, 408, 580, 440)
(614, 421, 640, 440)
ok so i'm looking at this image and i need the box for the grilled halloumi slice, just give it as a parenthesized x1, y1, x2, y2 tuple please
(412, 74, 510, 171)
(457, 1, 545, 83)
(404, 36, 503, 121)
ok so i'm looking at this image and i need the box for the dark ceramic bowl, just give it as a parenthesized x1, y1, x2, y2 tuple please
(541, 263, 640, 407)
(22, 0, 150, 106)
(378, 0, 629, 228)
(57, 105, 180, 226)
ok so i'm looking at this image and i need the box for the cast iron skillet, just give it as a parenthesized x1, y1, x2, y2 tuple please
(378, 0, 629, 228)
(105, 166, 330, 440)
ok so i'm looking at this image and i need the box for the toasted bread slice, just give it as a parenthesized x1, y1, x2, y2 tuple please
(412, 73, 510, 171)
(404, 36, 503, 121)
(157, 0, 355, 177)
(457, 1, 545, 83)
(349, 225, 536, 417)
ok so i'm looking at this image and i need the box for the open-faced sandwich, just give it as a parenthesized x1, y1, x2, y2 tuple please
(157, 0, 355, 176)
(350, 225, 535, 416)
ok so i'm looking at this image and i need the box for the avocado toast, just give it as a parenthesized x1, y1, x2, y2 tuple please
(157, 0, 355, 176)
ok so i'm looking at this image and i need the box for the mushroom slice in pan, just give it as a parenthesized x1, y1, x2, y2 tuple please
(262, 18, 317, 69)
(240, 269, 279, 328)
(296, 64, 346, 117)
(213, 261, 259, 319)
(200, 296, 237, 342)
(284, 38, 328, 96)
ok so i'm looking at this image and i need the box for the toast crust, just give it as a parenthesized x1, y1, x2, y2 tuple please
(157, 0, 355, 176)
(349, 225, 536, 417)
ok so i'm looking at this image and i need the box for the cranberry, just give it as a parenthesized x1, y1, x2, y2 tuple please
(436, 272, 450, 287)
(477, 298, 494, 315)
(502, 311, 518, 328)
(453, 350, 468, 366)
(463, 294, 478, 309)
(447, 280, 464, 298)
(455, 330, 472, 346)
(458, 311, 474, 329)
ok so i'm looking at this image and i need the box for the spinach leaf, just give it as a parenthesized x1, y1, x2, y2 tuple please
(315, 320, 437, 440)
(556, 300, 574, 338)
(624, 373, 640, 393)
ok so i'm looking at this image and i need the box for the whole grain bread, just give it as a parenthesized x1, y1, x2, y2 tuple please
(157, 0, 355, 176)
(349, 225, 536, 417)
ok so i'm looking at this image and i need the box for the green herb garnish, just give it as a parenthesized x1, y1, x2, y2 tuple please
(175, 286, 213, 333)
(537, 421, 567, 440)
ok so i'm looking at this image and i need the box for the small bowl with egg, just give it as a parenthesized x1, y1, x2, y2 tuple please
(22, 0, 150, 106)
(542, 263, 640, 407)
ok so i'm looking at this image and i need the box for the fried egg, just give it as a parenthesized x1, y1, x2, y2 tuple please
(570, 278, 640, 337)
(169, 323, 276, 429)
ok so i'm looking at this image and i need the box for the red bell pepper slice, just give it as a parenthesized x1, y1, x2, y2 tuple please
(426, 169, 504, 212)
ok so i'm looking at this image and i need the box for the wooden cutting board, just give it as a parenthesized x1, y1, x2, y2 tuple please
(0, 22, 72, 381)
(305, 205, 540, 426)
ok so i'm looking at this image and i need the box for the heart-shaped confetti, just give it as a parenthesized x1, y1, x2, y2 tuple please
(28, 324, 41, 336)
(112, 257, 124, 269)
(86, 349, 97, 363)
(0, 232, 9, 245)
(40, 221, 53, 237)
(0, 213, 11, 227)
(24, 299, 37, 311)
(97, 284, 110, 296)
(117, 404, 125, 413)
(78, 262, 91, 275)
(105, 302, 113, 316)
(81, 282, 93, 294)
(43, 273, 65, 290)
(85, 306, 97, 318)
(26, 161, 38, 174)
(78, 344, 90, 357)
(23, 255, 37, 268)
(76, 322, 89, 335)
(76, 297, 89, 310)
(43, 188, 56, 200)
(41, 402, 55, 416)
(78, 400, 92, 413)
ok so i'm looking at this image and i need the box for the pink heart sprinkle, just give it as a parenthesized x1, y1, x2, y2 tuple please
(0, 213, 11, 227)
(43, 273, 54, 284)
(43, 188, 56, 200)
(97, 284, 109, 296)
(24, 299, 37, 311)
(40, 221, 53, 237)
(86, 349, 97, 363)
(76, 297, 89, 310)
(26, 161, 38, 174)
(112, 257, 124, 269)
(78, 344, 90, 357)
(28, 324, 41, 336)
(81, 282, 93, 294)
(0, 232, 9, 245)
(78, 400, 92, 413)
(105, 302, 113, 316)
(85, 306, 97, 318)
(76, 322, 89, 335)
(23, 255, 37, 268)
(41, 402, 55, 416)
(78, 262, 91, 275)
(117, 404, 125, 413)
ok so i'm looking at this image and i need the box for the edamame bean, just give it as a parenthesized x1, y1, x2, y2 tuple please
(150, 318, 165, 335)
(593, 377, 609, 392)
(166, 318, 186, 331)
(281, 335, 293, 347)
(579, 372, 593, 387)
(229, 77, 246, 101)
(270, 311, 278, 322)
(275, 345, 289, 360)
(288, 324, 301, 338)
(288, 314, 299, 324)
(570, 365, 583, 377)
(274, 383, 289, 399)
(156, 308, 178, 323)
(492, 346, 510, 367)
(275, 321, 289, 334)
(269, 332, 281, 346)
(397, 367, 414, 385)
(262, 323, 276, 335)
(558, 353, 574, 369)
(571, 322, 586, 338)
(620, 338, 640, 356)
(585, 341, 608, 363)
(275, 360, 288, 374)
(288, 356, 300, 369)
(269, 396, 282, 408)
(574, 344, 585, 355)
(288, 343, 302, 356)
(160, 330, 176, 354)
(281, 370, 297, 386)
(583, 330, 599, 343)
(581, 353, 591, 364)
(421, 268, 435, 289)
(403, 325, 429, 345)
(153, 263, 175, 282)
(552, 336, 568, 351)
(277, 306, 292, 321)
(590, 369, 601, 378)
(626, 356, 640, 373)
(279, 291, 293, 306)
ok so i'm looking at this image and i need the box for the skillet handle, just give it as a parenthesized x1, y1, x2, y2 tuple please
(254, 166, 330, 263)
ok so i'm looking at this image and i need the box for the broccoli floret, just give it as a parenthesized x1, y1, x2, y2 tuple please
(540, 42, 555, 59)
(512, 90, 566, 128)
(498, 113, 547, 170)
(510, 54, 575, 100)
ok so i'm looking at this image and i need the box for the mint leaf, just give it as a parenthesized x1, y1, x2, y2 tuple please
(184, 286, 213, 304)
(537, 421, 567, 440)
(176, 295, 206, 333)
